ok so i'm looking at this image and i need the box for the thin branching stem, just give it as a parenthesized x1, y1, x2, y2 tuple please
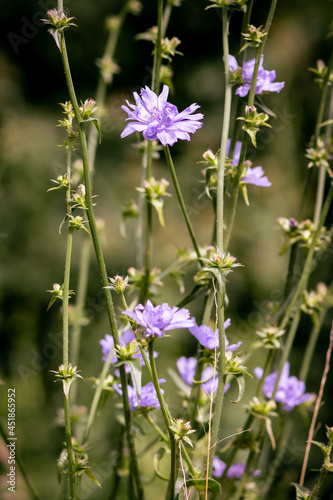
(59, 30, 144, 500)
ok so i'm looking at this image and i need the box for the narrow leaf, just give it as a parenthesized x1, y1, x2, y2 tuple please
(84, 468, 102, 488)
(186, 478, 221, 494)
(230, 374, 246, 403)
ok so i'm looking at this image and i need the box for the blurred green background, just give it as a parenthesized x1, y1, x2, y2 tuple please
(0, 0, 332, 498)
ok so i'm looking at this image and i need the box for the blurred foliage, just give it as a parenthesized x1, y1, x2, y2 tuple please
(0, 0, 332, 498)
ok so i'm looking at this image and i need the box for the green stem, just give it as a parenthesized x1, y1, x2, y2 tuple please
(61, 127, 76, 496)
(70, 235, 90, 404)
(299, 297, 331, 382)
(273, 310, 300, 397)
(216, 8, 232, 253)
(145, 414, 171, 445)
(208, 5, 231, 476)
(308, 469, 329, 500)
(88, 1, 131, 170)
(152, 0, 164, 95)
(59, 31, 144, 500)
(208, 278, 226, 476)
(224, 0, 278, 250)
(221, 348, 274, 480)
(164, 146, 201, 260)
(314, 80, 333, 224)
(279, 182, 333, 331)
(64, 393, 75, 498)
(148, 341, 176, 500)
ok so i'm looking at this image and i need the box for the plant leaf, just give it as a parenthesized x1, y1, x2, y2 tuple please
(186, 478, 221, 493)
(230, 374, 246, 403)
(84, 468, 102, 488)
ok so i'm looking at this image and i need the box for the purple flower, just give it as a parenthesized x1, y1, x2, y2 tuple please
(176, 356, 222, 394)
(115, 380, 165, 411)
(226, 139, 271, 187)
(213, 457, 260, 479)
(243, 166, 271, 187)
(120, 85, 203, 147)
(255, 362, 312, 412)
(213, 456, 227, 478)
(189, 319, 242, 351)
(227, 55, 284, 97)
(123, 300, 195, 339)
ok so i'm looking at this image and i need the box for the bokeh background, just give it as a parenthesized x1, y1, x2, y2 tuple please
(0, 0, 332, 498)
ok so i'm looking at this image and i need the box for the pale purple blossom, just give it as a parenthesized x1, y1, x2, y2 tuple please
(177, 357, 215, 394)
(189, 319, 242, 351)
(243, 166, 271, 187)
(255, 362, 312, 412)
(227, 55, 284, 97)
(123, 300, 195, 339)
(226, 139, 271, 187)
(115, 380, 165, 411)
(213, 457, 260, 479)
(177, 356, 230, 394)
(120, 85, 203, 147)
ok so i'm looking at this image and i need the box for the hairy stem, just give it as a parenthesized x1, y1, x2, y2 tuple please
(59, 30, 144, 500)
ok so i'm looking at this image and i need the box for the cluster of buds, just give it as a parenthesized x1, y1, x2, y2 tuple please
(46, 283, 75, 310)
(68, 215, 90, 235)
(127, 267, 163, 298)
(137, 177, 170, 227)
(238, 106, 271, 148)
(305, 137, 332, 176)
(80, 99, 98, 120)
(116, 340, 140, 363)
(277, 217, 331, 254)
(206, 0, 248, 12)
(95, 55, 120, 85)
(301, 283, 333, 321)
(247, 396, 277, 448)
(105, 275, 129, 295)
(53, 363, 82, 398)
(169, 418, 196, 446)
(225, 351, 248, 376)
(309, 59, 333, 89)
(195, 248, 242, 288)
(47, 174, 70, 192)
(241, 25, 267, 52)
(72, 184, 86, 209)
(41, 9, 77, 50)
(254, 326, 285, 350)
(160, 37, 182, 62)
(57, 439, 101, 488)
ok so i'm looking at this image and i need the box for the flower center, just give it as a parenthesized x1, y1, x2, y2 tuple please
(149, 103, 178, 128)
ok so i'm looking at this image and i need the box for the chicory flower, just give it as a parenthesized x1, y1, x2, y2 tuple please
(123, 300, 195, 339)
(121, 85, 203, 147)
(177, 356, 230, 394)
(228, 55, 285, 97)
(243, 166, 271, 187)
(226, 139, 271, 187)
(254, 362, 312, 412)
(115, 380, 165, 411)
(189, 319, 242, 351)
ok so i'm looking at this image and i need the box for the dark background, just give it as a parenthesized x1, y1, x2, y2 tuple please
(0, 0, 332, 498)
